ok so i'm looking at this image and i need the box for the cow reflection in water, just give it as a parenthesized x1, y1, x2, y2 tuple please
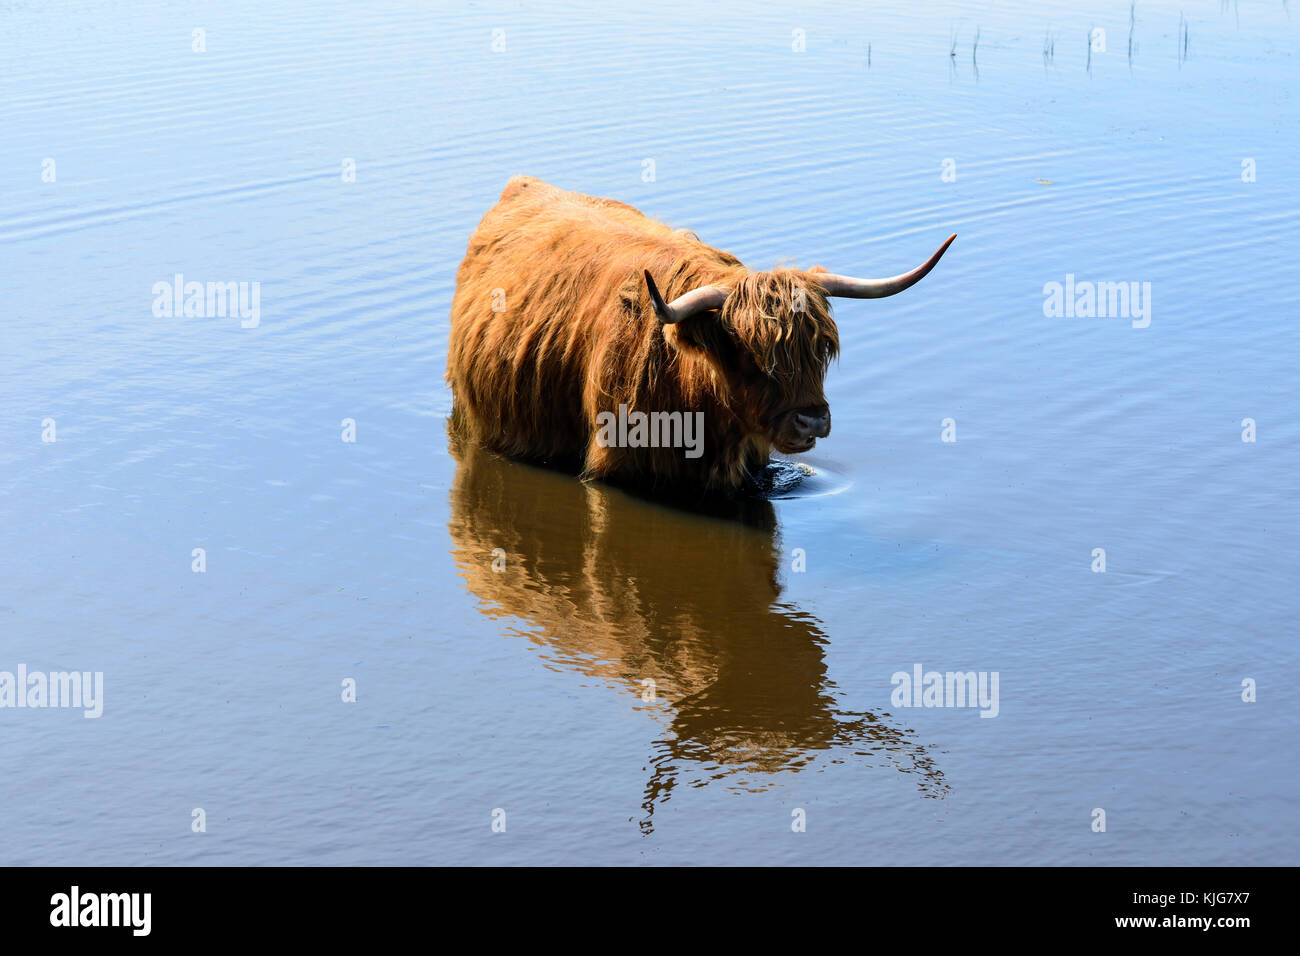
(447, 436, 948, 831)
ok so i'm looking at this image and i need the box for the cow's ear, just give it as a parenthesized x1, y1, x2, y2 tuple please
(662, 311, 724, 356)
(661, 320, 702, 355)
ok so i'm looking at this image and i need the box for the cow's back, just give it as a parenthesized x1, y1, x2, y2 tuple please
(464, 176, 683, 276)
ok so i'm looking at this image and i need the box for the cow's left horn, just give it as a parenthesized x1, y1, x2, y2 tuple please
(818, 234, 956, 299)
(644, 271, 729, 324)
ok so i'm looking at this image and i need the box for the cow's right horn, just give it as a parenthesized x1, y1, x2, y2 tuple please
(818, 234, 956, 299)
(644, 271, 728, 324)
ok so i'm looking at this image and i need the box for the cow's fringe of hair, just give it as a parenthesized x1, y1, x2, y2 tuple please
(717, 269, 840, 384)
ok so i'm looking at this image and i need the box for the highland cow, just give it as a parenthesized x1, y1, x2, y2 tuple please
(447, 176, 954, 493)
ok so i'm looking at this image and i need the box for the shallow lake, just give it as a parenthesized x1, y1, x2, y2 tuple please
(1, 0, 1296, 864)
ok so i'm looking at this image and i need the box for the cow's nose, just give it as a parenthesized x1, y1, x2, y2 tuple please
(792, 408, 831, 439)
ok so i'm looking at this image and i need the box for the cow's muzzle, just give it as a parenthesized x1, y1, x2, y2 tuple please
(773, 404, 831, 453)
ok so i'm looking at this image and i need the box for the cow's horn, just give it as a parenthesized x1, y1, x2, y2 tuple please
(818, 234, 956, 299)
(644, 271, 728, 324)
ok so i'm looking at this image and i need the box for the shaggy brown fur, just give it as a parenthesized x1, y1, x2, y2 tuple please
(447, 176, 841, 492)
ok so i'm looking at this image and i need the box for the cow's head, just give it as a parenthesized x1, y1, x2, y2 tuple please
(646, 234, 955, 454)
